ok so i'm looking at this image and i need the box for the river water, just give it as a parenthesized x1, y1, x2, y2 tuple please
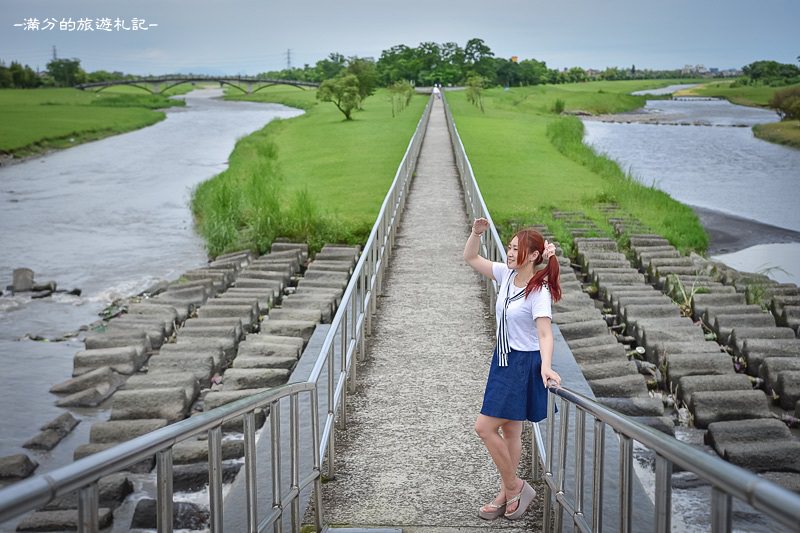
(584, 88, 799, 531)
(582, 94, 800, 285)
(0, 88, 302, 465)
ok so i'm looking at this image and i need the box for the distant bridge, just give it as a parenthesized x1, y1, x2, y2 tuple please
(75, 76, 319, 95)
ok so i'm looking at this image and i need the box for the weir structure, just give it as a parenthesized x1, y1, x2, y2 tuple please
(1, 94, 800, 533)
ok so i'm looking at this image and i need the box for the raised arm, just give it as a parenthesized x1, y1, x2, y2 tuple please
(463, 217, 496, 280)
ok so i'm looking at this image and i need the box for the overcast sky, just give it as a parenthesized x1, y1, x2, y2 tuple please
(2, 0, 798, 75)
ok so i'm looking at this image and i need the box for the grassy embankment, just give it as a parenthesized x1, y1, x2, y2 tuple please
(190, 85, 427, 256)
(0, 84, 193, 159)
(676, 81, 800, 149)
(447, 80, 708, 254)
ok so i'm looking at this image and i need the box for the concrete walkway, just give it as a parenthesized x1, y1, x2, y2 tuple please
(319, 99, 540, 530)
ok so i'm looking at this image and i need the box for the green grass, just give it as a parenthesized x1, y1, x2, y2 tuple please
(447, 81, 708, 253)
(753, 120, 800, 148)
(675, 80, 800, 107)
(0, 84, 192, 157)
(190, 85, 427, 256)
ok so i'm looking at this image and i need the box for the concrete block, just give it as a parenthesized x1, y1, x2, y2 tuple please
(172, 439, 244, 464)
(690, 390, 771, 428)
(705, 418, 792, 456)
(666, 352, 734, 384)
(0, 454, 38, 479)
(259, 319, 317, 343)
(158, 342, 225, 370)
(675, 373, 752, 405)
(84, 331, 151, 353)
(587, 373, 649, 398)
(73, 346, 148, 376)
(55, 381, 121, 407)
(111, 387, 189, 422)
(90, 419, 169, 443)
(16, 509, 113, 532)
(222, 368, 291, 390)
(146, 354, 216, 386)
(50, 366, 125, 394)
(596, 397, 664, 416)
(760, 357, 800, 394)
(269, 307, 322, 323)
(724, 440, 800, 473)
(124, 372, 199, 404)
(776, 370, 800, 410)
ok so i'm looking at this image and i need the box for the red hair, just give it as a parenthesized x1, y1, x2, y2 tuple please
(514, 229, 562, 302)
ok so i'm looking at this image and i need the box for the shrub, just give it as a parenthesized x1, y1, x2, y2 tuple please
(551, 98, 565, 114)
(769, 85, 800, 120)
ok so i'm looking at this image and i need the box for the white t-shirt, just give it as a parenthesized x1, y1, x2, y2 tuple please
(492, 262, 552, 352)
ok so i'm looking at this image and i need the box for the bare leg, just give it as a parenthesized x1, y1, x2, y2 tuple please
(501, 420, 524, 512)
(475, 415, 523, 512)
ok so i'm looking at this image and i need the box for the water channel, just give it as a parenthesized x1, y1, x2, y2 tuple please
(0, 88, 303, 466)
(582, 91, 800, 285)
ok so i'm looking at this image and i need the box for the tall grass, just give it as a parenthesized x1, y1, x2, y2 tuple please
(191, 137, 360, 257)
(546, 116, 708, 252)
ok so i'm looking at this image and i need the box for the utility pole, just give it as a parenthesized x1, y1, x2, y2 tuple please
(286, 49, 292, 70)
(51, 45, 57, 60)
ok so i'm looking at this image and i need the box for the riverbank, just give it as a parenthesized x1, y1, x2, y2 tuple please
(188, 85, 426, 257)
(0, 85, 194, 163)
(692, 205, 800, 255)
(444, 80, 709, 253)
(675, 81, 800, 148)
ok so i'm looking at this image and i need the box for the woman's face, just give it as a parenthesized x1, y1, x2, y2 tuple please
(507, 237, 522, 269)
(507, 236, 538, 270)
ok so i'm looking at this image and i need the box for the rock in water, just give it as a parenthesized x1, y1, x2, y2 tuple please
(12, 268, 34, 292)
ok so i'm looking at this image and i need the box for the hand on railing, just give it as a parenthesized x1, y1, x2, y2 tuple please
(543, 367, 561, 389)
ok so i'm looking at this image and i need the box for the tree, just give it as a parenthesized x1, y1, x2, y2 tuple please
(47, 58, 86, 86)
(465, 75, 486, 112)
(314, 53, 346, 81)
(346, 57, 379, 105)
(317, 74, 360, 120)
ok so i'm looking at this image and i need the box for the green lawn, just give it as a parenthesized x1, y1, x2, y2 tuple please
(674, 80, 800, 107)
(447, 81, 708, 253)
(0, 84, 192, 157)
(190, 85, 428, 255)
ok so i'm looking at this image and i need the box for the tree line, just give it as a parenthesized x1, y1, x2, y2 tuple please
(0, 57, 135, 89)
(258, 38, 710, 88)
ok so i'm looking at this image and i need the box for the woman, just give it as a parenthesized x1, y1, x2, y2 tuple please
(463, 217, 562, 520)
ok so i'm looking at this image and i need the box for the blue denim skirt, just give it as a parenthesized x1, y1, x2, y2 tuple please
(480, 348, 549, 423)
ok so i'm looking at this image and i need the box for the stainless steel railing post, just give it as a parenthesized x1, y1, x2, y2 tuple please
(156, 448, 174, 533)
(290, 394, 301, 532)
(711, 487, 732, 533)
(554, 398, 570, 532)
(592, 418, 605, 533)
(619, 433, 633, 533)
(244, 411, 258, 533)
(310, 389, 324, 532)
(208, 426, 224, 532)
(270, 401, 283, 533)
(574, 408, 586, 527)
(543, 392, 556, 532)
(655, 454, 673, 533)
(77, 483, 99, 533)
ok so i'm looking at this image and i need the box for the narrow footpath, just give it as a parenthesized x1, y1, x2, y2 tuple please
(319, 99, 541, 531)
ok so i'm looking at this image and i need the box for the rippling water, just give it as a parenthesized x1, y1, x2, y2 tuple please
(0, 88, 302, 461)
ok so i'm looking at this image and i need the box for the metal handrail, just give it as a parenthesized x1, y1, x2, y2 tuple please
(0, 382, 318, 532)
(0, 96, 434, 532)
(539, 386, 800, 533)
(440, 90, 800, 532)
